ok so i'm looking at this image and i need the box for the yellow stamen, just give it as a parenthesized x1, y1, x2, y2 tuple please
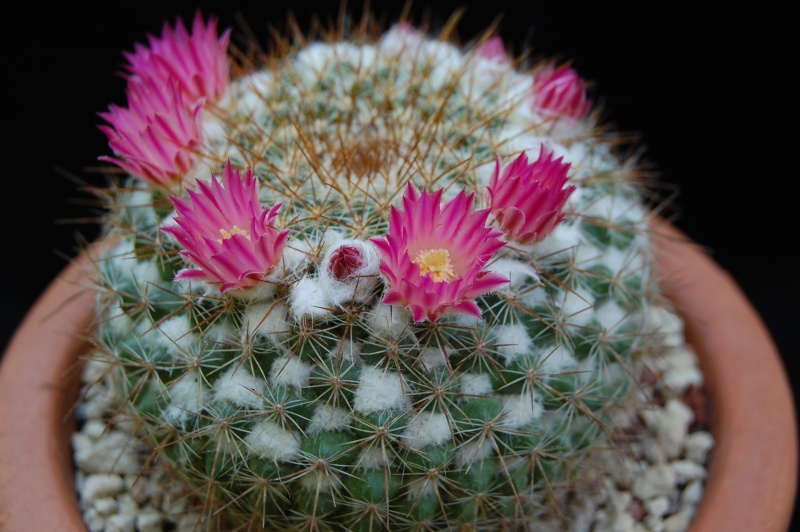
(217, 225, 251, 244)
(413, 248, 457, 282)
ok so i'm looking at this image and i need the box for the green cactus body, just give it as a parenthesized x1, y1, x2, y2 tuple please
(89, 22, 674, 530)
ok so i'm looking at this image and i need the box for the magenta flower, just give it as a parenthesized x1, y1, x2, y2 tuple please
(123, 11, 231, 105)
(370, 184, 509, 322)
(476, 36, 507, 62)
(162, 162, 290, 293)
(487, 145, 576, 245)
(98, 78, 204, 188)
(531, 63, 591, 121)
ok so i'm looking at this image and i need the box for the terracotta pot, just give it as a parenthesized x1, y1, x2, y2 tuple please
(0, 224, 797, 531)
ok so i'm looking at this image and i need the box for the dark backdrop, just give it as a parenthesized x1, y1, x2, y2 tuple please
(3, 1, 796, 528)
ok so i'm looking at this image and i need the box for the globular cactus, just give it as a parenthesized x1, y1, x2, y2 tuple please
(86, 10, 678, 530)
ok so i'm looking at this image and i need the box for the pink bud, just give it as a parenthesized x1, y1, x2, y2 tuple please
(532, 63, 591, 120)
(396, 21, 417, 35)
(476, 36, 506, 62)
(328, 244, 365, 282)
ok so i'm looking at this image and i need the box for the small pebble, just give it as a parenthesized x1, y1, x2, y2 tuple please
(83, 507, 106, 532)
(93, 496, 119, 516)
(680, 480, 704, 507)
(644, 496, 670, 518)
(684, 431, 714, 464)
(137, 508, 165, 532)
(663, 510, 694, 532)
(106, 512, 136, 532)
(82, 474, 126, 501)
(632, 464, 676, 500)
(670, 459, 707, 484)
(642, 513, 665, 532)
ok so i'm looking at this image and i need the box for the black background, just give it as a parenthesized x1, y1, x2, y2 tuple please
(3, 1, 796, 528)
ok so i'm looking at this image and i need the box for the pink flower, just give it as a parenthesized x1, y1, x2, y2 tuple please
(98, 78, 204, 188)
(487, 145, 576, 245)
(531, 63, 591, 120)
(476, 36, 507, 62)
(370, 184, 509, 322)
(162, 162, 290, 293)
(123, 11, 231, 105)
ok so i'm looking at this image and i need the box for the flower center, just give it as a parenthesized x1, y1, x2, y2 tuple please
(217, 225, 251, 244)
(413, 248, 457, 282)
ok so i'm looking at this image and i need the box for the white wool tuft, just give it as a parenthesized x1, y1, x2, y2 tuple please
(419, 347, 448, 368)
(235, 71, 274, 113)
(459, 372, 493, 397)
(585, 194, 645, 223)
(242, 301, 291, 344)
(308, 405, 352, 434)
(280, 238, 318, 276)
(498, 393, 541, 429)
(494, 324, 534, 364)
(298, 471, 336, 493)
(518, 283, 549, 309)
(535, 221, 583, 260)
(356, 447, 392, 470)
(123, 190, 160, 227)
(594, 301, 628, 332)
(491, 258, 540, 296)
(327, 339, 362, 363)
(560, 287, 594, 328)
(139, 314, 198, 352)
(402, 411, 451, 450)
(105, 303, 134, 338)
(269, 356, 313, 389)
(599, 247, 636, 277)
(452, 313, 482, 329)
(245, 421, 300, 462)
(229, 279, 279, 302)
(165, 373, 209, 425)
(288, 276, 332, 320)
(296, 42, 336, 74)
(363, 304, 411, 338)
(319, 239, 381, 305)
(537, 344, 577, 374)
(455, 439, 494, 468)
(353, 367, 411, 414)
(130, 258, 164, 289)
(378, 24, 426, 55)
(213, 367, 267, 408)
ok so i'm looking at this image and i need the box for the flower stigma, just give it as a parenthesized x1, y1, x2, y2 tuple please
(413, 248, 457, 282)
(218, 225, 251, 244)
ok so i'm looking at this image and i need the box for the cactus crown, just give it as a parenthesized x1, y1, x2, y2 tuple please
(84, 9, 680, 530)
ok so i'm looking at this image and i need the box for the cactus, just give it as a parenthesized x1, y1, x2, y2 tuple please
(83, 10, 685, 530)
